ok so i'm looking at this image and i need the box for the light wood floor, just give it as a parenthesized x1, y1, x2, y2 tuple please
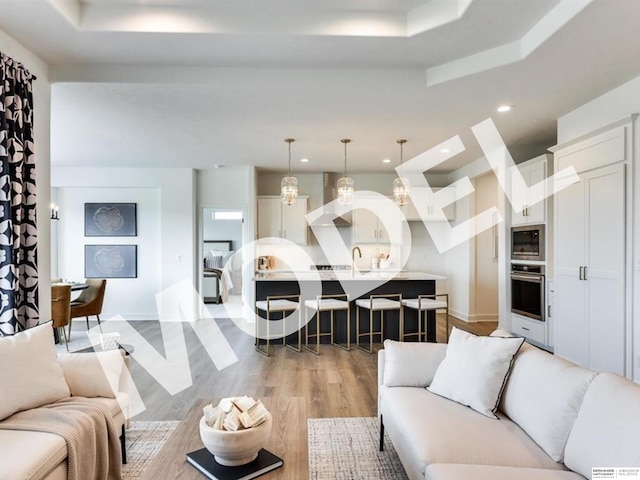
(119, 314, 496, 478)
(126, 313, 497, 421)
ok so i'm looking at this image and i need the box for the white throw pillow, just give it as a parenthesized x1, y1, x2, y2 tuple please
(57, 350, 124, 399)
(383, 339, 447, 387)
(499, 345, 597, 462)
(0, 323, 71, 421)
(427, 327, 525, 419)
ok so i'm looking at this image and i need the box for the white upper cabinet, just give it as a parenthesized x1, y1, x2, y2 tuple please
(511, 154, 549, 226)
(400, 188, 456, 222)
(353, 198, 390, 244)
(257, 196, 308, 245)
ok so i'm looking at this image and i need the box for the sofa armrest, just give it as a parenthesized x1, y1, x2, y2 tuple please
(378, 349, 386, 389)
(57, 350, 128, 399)
(379, 339, 447, 388)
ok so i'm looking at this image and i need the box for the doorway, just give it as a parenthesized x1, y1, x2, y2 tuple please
(201, 208, 244, 309)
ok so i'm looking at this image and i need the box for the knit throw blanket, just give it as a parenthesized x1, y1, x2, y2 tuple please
(0, 397, 123, 480)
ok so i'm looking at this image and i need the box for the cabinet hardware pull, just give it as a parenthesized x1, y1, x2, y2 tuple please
(548, 305, 551, 317)
(522, 326, 530, 331)
(579, 266, 584, 280)
(583, 266, 587, 281)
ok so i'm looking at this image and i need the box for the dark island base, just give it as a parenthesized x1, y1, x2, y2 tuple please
(255, 279, 437, 346)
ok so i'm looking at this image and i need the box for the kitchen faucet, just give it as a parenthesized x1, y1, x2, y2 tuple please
(351, 246, 362, 276)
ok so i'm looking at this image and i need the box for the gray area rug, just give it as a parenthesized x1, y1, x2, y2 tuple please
(122, 421, 180, 479)
(308, 417, 409, 480)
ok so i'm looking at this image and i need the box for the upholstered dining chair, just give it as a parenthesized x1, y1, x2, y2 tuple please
(69, 279, 107, 337)
(51, 284, 72, 350)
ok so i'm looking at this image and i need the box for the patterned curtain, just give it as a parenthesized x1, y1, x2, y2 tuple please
(0, 51, 38, 335)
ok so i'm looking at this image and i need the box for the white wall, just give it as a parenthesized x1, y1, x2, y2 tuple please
(0, 28, 52, 321)
(556, 74, 640, 382)
(52, 167, 196, 320)
(56, 187, 161, 319)
(444, 191, 474, 321)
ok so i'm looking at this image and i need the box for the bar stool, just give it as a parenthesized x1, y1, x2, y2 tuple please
(303, 294, 350, 355)
(355, 293, 402, 353)
(255, 294, 300, 357)
(401, 293, 449, 343)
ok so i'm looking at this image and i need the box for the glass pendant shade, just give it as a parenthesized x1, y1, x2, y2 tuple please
(394, 139, 410, 206)
(393, 176, 410, 206)
(337, 175, 355, 205)
(281, 138, 298, 205)
(337, 138, 354, 205)
(281, 175, 298, 206)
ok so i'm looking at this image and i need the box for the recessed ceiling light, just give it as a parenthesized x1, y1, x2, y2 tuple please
(300, 158, 309, 163)
(440, 148, 451, 153)
(497, 104, 514, 113)
(383, 159, 391, 164)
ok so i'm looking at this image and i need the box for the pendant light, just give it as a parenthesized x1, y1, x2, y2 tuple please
(337, 138, 354, 205)
(393, 139, 410, 207)
(280, 138, 298, 205)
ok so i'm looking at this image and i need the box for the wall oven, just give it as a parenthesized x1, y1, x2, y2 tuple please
(511, 224, 545, 261)
(511, 264, 545, 321)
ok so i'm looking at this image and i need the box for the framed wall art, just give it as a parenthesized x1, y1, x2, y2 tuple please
(85, 244, 138, 278)
(85, 203, 137, 237)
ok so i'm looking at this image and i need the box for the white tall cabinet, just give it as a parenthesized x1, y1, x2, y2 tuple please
(552, 121, 630, 376)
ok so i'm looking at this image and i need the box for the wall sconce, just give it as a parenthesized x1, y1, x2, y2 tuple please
(50, 203, 59, 220)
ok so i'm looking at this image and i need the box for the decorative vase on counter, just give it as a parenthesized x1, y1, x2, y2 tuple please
(379, 259, 390, 269)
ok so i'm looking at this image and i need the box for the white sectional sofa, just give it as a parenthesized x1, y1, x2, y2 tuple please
(0, 324, 130, 480)
(378, 337, 640, 480)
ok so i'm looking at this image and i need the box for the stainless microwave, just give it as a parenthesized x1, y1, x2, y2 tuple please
(511, 225, 545, 261)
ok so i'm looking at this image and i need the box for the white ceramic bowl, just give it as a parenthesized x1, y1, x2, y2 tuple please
(199, 412, 272, 466)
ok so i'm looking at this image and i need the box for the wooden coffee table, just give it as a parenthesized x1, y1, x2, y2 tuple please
(140, 398, 287, 480)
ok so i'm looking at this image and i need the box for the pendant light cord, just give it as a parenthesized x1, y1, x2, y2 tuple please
(344, 141, 347, 176)
(397, 139, 407, 177)
(341, 138, 351, 177)
(285, 138, 295, 175)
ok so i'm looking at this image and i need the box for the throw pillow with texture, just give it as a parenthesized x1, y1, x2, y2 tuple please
(427, 327, 525, 419)
(58, 350, 124, 398)
(383, 339, 447, 387)
(0, 323, 71, 421)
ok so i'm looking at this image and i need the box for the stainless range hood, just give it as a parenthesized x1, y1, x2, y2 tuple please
(311, 172, 351, 227)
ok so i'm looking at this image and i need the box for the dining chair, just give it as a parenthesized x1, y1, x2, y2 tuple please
(69, 279, 107, 337)
(51, 284, 72, 350)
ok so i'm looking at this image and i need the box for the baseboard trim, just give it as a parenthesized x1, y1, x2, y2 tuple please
(450, 310, 473, 323)
(449, 311, 498, 323)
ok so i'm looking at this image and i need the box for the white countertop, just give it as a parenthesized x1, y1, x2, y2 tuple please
(253, 270, 446, 281)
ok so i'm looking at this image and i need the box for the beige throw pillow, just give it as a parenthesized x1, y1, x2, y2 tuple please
(58, 350, 124, 399)
(0, 323, 71, 421)
(427, 327, 524, 419)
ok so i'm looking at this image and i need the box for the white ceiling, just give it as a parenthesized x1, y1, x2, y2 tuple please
(1, 0, 640, 173)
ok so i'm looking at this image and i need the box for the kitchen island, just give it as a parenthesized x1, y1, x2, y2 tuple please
(254, 271, 446, 345)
